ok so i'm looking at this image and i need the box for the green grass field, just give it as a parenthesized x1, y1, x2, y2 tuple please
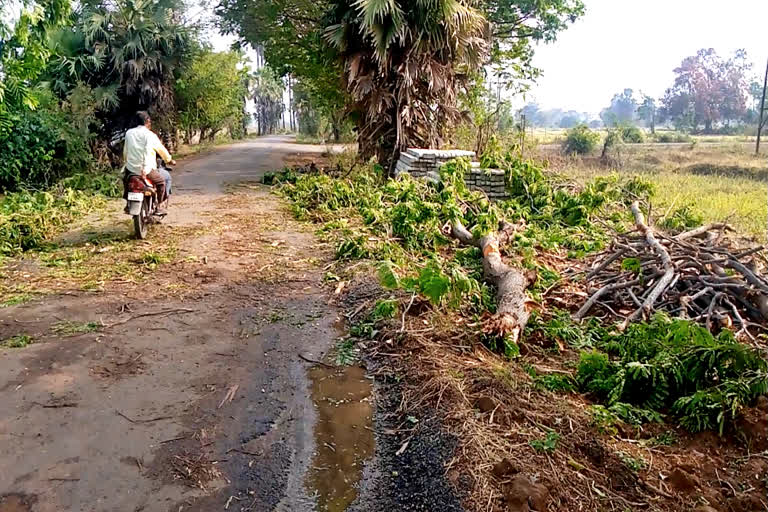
(544, 144, 766, 239)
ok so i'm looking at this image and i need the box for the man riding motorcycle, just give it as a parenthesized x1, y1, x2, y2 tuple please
(123, 111, 176, 214)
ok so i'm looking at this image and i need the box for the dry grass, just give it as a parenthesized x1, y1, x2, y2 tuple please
(544, 144, 767, 239)
(359, 298, 768, 512)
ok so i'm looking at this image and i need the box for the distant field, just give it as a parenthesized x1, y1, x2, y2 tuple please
(541, 144, 767, 239)
(527, 128, 757, 146)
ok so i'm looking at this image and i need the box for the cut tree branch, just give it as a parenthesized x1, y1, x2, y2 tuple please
(450, 220, 535, 342)
(622, 202, 676, 326)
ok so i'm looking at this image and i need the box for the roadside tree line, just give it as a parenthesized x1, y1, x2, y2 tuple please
(0, 0, 288, 192)
(519, 48, 761, 135)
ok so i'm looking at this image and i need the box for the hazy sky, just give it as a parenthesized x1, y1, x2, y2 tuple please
(523, 0, 768, 115)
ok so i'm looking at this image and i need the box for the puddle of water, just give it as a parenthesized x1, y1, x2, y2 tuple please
(307, 365, 374, 512)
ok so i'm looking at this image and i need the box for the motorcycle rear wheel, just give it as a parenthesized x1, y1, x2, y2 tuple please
(133, 199, 149, 239)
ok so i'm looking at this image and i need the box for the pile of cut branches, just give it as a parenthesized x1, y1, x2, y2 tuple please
(576, 201, 768, 339)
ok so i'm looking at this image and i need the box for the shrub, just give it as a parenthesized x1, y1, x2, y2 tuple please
(0, 100, 92, 192)
(657, 204, 703, 232)
(654, 132, 693, 143)
(562, 125, 600, 155)
(0, 111, 61, 191)
(620, 125, 644, 143)
(0, 187, 105, 254)
(576, 314, 768, 434)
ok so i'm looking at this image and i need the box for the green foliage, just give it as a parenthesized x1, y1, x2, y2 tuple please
(140, 252, 171, 266)
(621, 258, 642, 274)
(620, 125, 645, 143)
(1, 334, 34, 348)
(657, 205, 703, 232)
(0, 0, 70, 129)
(59, 171, 121, 198)
(176, 50, 248, 141)
(483, 333, 520, 359)
(262, 169, 299, 186)
(529, 431, 560, 454)
(577, 351, 620, 396)
(563, 125, 600, 155)
(535, 373, 576, 393)
(47, 0, 192, 141)
(617, 451, 647, 472)
(52, 320, 101, 335)
(0, 93, 96, 192)
(607, 402, 664, 425)
(0, 187, 106, 254)
(645, 430, 678, 447)
(372, 299, 399, 320)
(528, 310, 608, 350)
(335, 337, 358, 365)
(252, 66, 285, 135)
(576, 314, 768, 433)
(589, 402, 662, 432)
(378, 261, 401, 289)
(280, 155, 641, 354)
(589, 405, 620, 434)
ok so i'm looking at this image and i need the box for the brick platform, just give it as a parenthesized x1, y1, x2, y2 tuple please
(394, 148, 508, 200)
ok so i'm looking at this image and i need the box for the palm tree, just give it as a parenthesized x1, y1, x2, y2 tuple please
(324, 0, 488, 169)
(47, 0, 191, 149)
(252, 66, 285, 136)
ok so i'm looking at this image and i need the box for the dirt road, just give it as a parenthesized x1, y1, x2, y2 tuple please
(0, 136, 365, 512)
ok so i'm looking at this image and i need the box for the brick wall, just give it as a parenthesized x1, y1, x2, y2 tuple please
(394, 148, 508, 200)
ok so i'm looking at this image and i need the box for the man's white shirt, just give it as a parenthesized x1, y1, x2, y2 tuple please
(123, 125, 172, 176)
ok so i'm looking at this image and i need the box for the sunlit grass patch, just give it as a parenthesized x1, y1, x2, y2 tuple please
(51, 320, 102, 336)
(1, 292, 35, 307)
(2, 334, 33, 348)
(550, 145, 767, 238)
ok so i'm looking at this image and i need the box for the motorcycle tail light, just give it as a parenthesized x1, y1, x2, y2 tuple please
(127, 176, 144, 193)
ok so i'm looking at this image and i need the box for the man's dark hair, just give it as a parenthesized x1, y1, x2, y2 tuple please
(135, 111, 151, 127)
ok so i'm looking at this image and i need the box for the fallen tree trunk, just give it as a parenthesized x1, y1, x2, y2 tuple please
(451, 220, 536, 343)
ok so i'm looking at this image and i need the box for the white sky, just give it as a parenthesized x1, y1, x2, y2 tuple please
(521, 0, 768, 115)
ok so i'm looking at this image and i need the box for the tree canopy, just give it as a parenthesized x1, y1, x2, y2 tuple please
(661, 49, 751, 133)
(216, 0, 584, 166)
(46, 0, 193, 147)
(175, 50, 248, 142)
(600, 89, 638, 126)
(0, 0, 70, 131)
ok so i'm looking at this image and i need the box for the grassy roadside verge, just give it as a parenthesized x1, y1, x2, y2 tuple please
(0, 172, 121, 257)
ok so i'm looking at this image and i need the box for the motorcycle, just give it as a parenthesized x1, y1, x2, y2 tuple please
(124, 159, 173, 239)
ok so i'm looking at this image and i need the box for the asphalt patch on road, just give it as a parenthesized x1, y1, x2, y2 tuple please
(350, 379, 465, 512)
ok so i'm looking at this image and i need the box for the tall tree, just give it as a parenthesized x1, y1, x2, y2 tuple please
(482, 0, 584, 90)
(324, 0, 489, 166)
(518, 102, 541, 127)
(636, 94, 656, 134)
(600, 88, 638, 126)
(175, 50, 248, 142)
(216, 0, 349, 141)
(216, 0, 584, 165)
(47, 0, 192, 148)
(252, 66, 284, 135)
(661, 48, 751, 133)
